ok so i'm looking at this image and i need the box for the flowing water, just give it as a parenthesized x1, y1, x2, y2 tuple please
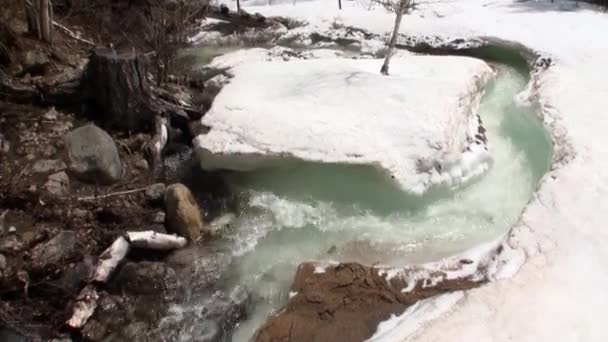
(219, 62, 552, 341)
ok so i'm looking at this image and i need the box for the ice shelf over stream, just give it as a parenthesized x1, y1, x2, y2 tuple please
(194, 56, 494, 194)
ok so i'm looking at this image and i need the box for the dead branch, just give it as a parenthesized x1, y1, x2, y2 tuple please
(126, 231, 187, 250)
(92, 236, 130, 283)
(66, 285, 98, 329)
(77, 187, 148, 201)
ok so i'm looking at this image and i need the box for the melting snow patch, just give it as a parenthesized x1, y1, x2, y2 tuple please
(194, 57, 494, 194)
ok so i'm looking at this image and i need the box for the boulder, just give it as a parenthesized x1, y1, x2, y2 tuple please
(44, 171, 70, 196)
(65, 124, 124, 184)
(30, 231, 78, 272)
(164, 183, 204, 240)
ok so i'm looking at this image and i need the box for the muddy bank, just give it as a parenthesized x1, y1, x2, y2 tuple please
(254, 261, 485, 342)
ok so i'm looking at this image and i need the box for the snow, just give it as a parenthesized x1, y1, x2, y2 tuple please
(194, 57, 494, 194)
(211, 0, 608, 341)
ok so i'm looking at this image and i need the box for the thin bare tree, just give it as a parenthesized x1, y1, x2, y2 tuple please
(374, 0, 418, 75)
(142, 0, 209, 84)
(24, 0, 54, 45)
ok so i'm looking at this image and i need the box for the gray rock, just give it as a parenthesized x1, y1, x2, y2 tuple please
(41, 145, 58, 158)
(145, 183, 166, 203)
(155, 287, 249, 342)
(111, 261, 179, 296)
(0, 235, 22, 253)
(134, 158, 149, 170)
(153, 211, 166, 224)
(122, 322, 149, 342)
(43, 108, 58, 121)
(65, 124, 124, 184)
(23, 50, 50, 70)
(54, 256, 94, 292)
(44, 171, 70, 196)
(32, 159, 66, 174)
(30, 231, 78, 271)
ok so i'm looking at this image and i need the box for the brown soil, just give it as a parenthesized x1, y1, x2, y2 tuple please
(254, 262, 484, 342)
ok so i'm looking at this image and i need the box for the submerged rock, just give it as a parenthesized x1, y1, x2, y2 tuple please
(65, 124, 124, 184)
(110, 261, 180, 296)
(164, 183, 204, 241)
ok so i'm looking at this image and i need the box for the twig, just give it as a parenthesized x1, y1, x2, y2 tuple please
(77, 187, 147, 201)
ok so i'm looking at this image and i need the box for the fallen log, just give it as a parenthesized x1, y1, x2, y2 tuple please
(66, 285, 98, 329)
(91, 236, 130, 283)
(126, 231, 187, 250)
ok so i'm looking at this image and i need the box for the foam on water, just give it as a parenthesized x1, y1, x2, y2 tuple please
(220, 64, 552, 341)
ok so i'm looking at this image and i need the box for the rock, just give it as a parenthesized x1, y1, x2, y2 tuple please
(122, 322, 149, 342)
(157, 287, 248, 342)
(65, 124, 124, 184)
(8, 226, 16, 233)
(134, 158, 149, 170)
(44, 171, 70, 196)
(0, 253, 6, 271)
(54, 256, 95, 292)
(164, 183, 204, 240)
(208, 213, 236, 237)
(22, 50, 50, 76)
(41, 145, 58, 158)
(153, 211, 166, 224)
(145, 183, 166, 203)
(0, 235, 22, 253)
(30, 231, 78, 272)
(166, 243, 233, 292)
(31, 159, 66, 174)
(43, 108, 58, 121)
(0, 133, 9, 155)
(110, 261, 179, 296)
(71, 209, 90, 220)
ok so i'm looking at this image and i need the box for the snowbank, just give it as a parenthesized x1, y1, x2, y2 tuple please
(194, 56, 493, 194)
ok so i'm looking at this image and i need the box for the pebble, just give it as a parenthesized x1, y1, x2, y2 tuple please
(153, 211, 166, 224)
(8, 226, 16, 233)
(135, 158, 149, 170)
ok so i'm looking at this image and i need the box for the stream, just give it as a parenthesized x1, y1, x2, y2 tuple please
(173, 48, 552, 341)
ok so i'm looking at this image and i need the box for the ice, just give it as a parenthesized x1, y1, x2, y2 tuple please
(194, 57, 494, 194)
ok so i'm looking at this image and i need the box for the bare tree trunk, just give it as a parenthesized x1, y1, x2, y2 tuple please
(380, 9, 403, 76)
(40, 0, 52, 44)
(237, 0, 241, 12)
(24, 0, 53, 44)
(338, 0, 342, 10)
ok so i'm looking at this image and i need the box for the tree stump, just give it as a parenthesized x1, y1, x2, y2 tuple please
(85, 48, 155, 131)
